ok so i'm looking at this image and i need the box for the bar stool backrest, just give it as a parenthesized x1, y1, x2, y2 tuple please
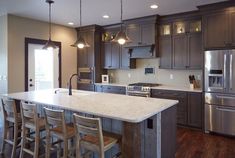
(73, 114, 104, 151)
(1, 98, 18, 122)
(44, 108, 67, 133)
(20, 102, 38, 127)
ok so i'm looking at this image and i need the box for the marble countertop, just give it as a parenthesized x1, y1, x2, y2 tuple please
(95, 83, 203, 93)
(2, 89, 178, 123)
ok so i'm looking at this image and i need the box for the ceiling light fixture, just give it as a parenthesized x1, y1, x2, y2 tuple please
(112, 0, 131, 45)
(43, 0, 57, 51)
(71, 0, 89, 49)
(150, 4, 158, 9)
(103, 15, 110, 19)
(68, 22, 74, 25)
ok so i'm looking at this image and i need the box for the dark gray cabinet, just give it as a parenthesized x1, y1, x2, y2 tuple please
(95, 85, 126, 95)
(159, 16, 203, 70)
(151, 89, 203, 129)
(151, 90, 188, 125)
(203, 8, 235, 49)
(103, 42, 120, 69)
(188, 92, 203, 128)
(120, 47, 136, 69)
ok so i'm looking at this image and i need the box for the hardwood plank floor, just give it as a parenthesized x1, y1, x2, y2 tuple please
(176, 127, 235, 158)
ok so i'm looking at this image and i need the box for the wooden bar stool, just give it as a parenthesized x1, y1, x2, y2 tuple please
(20, 101, 46, 158)
(44, 107, 75, 158)
(73, 114, 122, 158)
(0, 98, 22, 158)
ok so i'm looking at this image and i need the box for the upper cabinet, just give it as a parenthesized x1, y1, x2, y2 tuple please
(201, 3, 235, 49)
(102, 26, 136, 69)
(159, 13, 203, 70)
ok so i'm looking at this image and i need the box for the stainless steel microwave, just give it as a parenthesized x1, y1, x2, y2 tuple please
(78, 67, 94, 84)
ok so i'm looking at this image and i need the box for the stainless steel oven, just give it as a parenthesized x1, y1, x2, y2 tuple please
(78, 67, 94, 84)
(126, 83, 159, 97)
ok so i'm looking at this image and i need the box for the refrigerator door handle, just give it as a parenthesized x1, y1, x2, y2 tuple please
(230, 54, 233, 90)
(224, 53, 227, 90)
(216, 107, 235, 113)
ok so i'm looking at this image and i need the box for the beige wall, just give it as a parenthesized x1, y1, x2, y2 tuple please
(7, 15, 77, 93)
(108, 58, 203, 87)
(0, 15, 8, 94)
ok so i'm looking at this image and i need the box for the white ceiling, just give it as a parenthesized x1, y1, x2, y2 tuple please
(0, 0, 227, 27)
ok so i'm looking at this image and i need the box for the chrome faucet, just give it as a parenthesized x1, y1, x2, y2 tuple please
(68, 74, 79, 95)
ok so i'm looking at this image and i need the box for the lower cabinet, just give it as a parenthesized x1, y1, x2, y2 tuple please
(95, 85, 126, 95)
(151, 89, 202, 129)
(77, 84, 95, 91)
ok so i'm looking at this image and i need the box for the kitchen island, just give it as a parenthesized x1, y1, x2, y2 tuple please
(1, 89, 178, 158)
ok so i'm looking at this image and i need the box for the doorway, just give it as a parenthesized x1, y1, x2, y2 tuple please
(25, 38, 62, 91)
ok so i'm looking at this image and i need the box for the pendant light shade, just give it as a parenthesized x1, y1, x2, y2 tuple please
(43, 0, 57, 50)
(112, 0, 131, 45)
(71, 0, 89, 49)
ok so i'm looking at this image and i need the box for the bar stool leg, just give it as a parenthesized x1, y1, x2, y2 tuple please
(19, 125, 26, 158)
(11, 123, 19, 158)
(75, 139, 82, 158)
(34, 129, 40, 158)
(0, 121, 7, 154)
(63, 139, 68, 158)
(45, 133, 51, 158)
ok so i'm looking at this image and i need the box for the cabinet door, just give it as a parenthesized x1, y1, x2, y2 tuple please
(151, 90, 188, 125)
(203, 11, 229, 49)
(230, 10, 235, 47)
(104, 43, 112, 69)
(77, 48, 88, 67)
(86, 32, 94, 67)
(95, 85, 103, 92)
(188, 33, 203, 69)
(102, 85, 126, 94)
(126, 24, 141, 46)
(173, 35, 188, 69)
(159, 36, 172, 69)
(188, 92, 202, 129)
(141, 24, 155, 45)
(120, 47, 136, 69)
(111, 43, 120, 69)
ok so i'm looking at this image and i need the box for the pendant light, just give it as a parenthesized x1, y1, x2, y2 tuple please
(112, 0, 131, 45)
(43, 0, 57, 50)
(71, 0, 89, 49)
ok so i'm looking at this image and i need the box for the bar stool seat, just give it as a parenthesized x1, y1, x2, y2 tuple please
(81, 131, 120, 152)
(73, 114, 122, 158)
(50, 123, 75, 139)
(24, 117, 45, 130)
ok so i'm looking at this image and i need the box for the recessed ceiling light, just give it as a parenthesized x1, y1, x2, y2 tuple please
(150, 4, 158, 9)
(103, 15, 110, 19)
(68, 22, 74, 25)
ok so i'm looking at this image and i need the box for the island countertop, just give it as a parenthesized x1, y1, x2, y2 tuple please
(2, 88, 178, 123)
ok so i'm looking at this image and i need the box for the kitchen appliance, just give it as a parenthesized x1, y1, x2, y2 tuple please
(78, 67, 94, 84)
(204, 50, 235, 136)
(126, 83, 160, 97)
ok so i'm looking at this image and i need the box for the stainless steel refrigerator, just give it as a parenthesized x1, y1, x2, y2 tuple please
(205, 50, 235, 136)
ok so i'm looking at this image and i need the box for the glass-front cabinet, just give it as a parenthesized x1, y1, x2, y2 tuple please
(173, 20, 201, 35)
(160, 24, 171, 36)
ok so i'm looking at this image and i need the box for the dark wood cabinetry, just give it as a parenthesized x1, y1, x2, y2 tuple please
(95, 85, 126, 95)
(151, 89, 203, 129)
(202, 4, 235, 49)
(102, 25, 136, 69)
(188, 92, 203, 128)
(103, 42, 120, 69)
(159, 13, 203, 70)
(76, 25, 104, 91)
(151, 90, 188, 125)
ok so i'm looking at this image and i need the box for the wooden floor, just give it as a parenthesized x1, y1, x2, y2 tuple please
(1, 124, 235, 158)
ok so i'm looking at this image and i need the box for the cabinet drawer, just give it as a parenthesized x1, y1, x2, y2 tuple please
(102, 85, 126, 95)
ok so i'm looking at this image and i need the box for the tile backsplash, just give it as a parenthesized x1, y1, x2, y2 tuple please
(108, 58, 203, 87)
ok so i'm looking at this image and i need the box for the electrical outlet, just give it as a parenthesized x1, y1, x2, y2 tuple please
(128, 73, 131, 78)
(170, 74, 174, 80)
(3, 75, 7, 81)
